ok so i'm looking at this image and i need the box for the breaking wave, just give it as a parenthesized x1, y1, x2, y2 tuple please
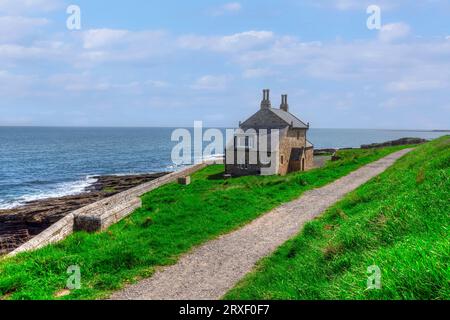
(0, 176, 98, 210)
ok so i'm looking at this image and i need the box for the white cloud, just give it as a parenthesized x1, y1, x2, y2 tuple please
(3, 26, 450, 95)
(218, 31, 273, 51)
(0, 43, 50, 61)
(0, 0, 61, 14)
(75, 29, 171, 65)
(178, 31, 274, 52)
(306, 0, 398, 11)
(191, 75, 230, 90)
(334, 0, 365, 10)
(83, 29, 129, 49)
(1, 20, 449, 129)
(210, 2, 242, 16)
(145, 80, 170, 88)
(242, 68, 274, 79)
(307, 0, 450, 11)
(0, 16, 49, 43)
(47, 73, 148, 94)
(0, 69, 38, 96)
(379, 96, 422, 109)
(379, 23, 411, 43)
(387, 79, 447, 92)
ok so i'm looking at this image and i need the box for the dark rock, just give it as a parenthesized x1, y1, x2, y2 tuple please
(314, 149, 337, 156)
(331, 152, 342, 162)
(361, 137, 428, 149)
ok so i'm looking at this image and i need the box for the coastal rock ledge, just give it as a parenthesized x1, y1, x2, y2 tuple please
(0, 173, 168, 254)
(361, 137, 428, 149)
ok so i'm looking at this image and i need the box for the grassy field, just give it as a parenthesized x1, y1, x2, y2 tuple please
(0, 145, 410, 300)
(225, 136, 450, 300)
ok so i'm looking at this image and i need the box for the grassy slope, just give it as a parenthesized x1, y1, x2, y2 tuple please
(225, 136, 450, 300)
(0, 146, 409, 300)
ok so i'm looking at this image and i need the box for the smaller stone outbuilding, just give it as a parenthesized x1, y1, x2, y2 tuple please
(226, 89, 314, 176)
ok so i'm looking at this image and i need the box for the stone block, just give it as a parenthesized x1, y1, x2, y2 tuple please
(178, 176, 191, 185)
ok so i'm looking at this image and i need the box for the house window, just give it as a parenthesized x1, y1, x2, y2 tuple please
(237, 136, 246, 148)
(297, 131, 300, 140)
(248, 136, 255, 149)
(281, 155, 284, 165)
(236, 135, 256, 149)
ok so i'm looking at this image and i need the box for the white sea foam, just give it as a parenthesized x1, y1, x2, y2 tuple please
(166, 154, 224, 172)
(0, 176, 98, 210)
(202, 153, 225, 162)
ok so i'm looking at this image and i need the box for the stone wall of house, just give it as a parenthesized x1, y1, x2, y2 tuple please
(225, 149, 276, 176)
(305, 147, 314, 170)
(226, 128, 311, 176)
(278, 129, 307, 175)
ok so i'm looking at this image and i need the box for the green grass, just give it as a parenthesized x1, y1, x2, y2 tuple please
(0, 145, 410, 300)
(225, 136, 450, 300)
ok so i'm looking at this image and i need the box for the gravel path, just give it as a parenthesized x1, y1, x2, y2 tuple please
(111, 149, 413, 300)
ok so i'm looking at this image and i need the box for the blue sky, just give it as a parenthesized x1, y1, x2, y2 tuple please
(0, 0, 449, 129)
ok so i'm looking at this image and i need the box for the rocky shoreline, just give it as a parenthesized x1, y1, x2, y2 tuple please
(0, 172, 169, 254)
(314, 137, 429, 156)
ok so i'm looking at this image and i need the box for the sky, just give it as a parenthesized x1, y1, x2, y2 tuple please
(0, 0, 449, 129)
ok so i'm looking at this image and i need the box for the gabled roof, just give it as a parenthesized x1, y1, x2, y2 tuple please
(241, 107, 309, 129)
(269, 108, 309, 129)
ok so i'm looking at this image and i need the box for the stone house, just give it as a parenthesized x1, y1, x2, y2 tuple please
(226, 89, 314, 176)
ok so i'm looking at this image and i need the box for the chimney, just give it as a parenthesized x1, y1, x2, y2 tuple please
(280, 94, 289, 112)
(260, 89, 272, 109)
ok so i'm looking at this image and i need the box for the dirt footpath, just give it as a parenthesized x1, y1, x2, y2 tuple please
(111, 149, 412, 300)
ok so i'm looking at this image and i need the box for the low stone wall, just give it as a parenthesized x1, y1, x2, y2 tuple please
(8, 161, 221, 257)
(10, 213, 75, 255)
(74, 197, 142, 232)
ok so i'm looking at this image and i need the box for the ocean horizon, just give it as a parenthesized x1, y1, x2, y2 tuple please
(0, 126, 446, 210)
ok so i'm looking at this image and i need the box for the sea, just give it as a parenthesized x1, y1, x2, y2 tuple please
(0, 127, 446, 209)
